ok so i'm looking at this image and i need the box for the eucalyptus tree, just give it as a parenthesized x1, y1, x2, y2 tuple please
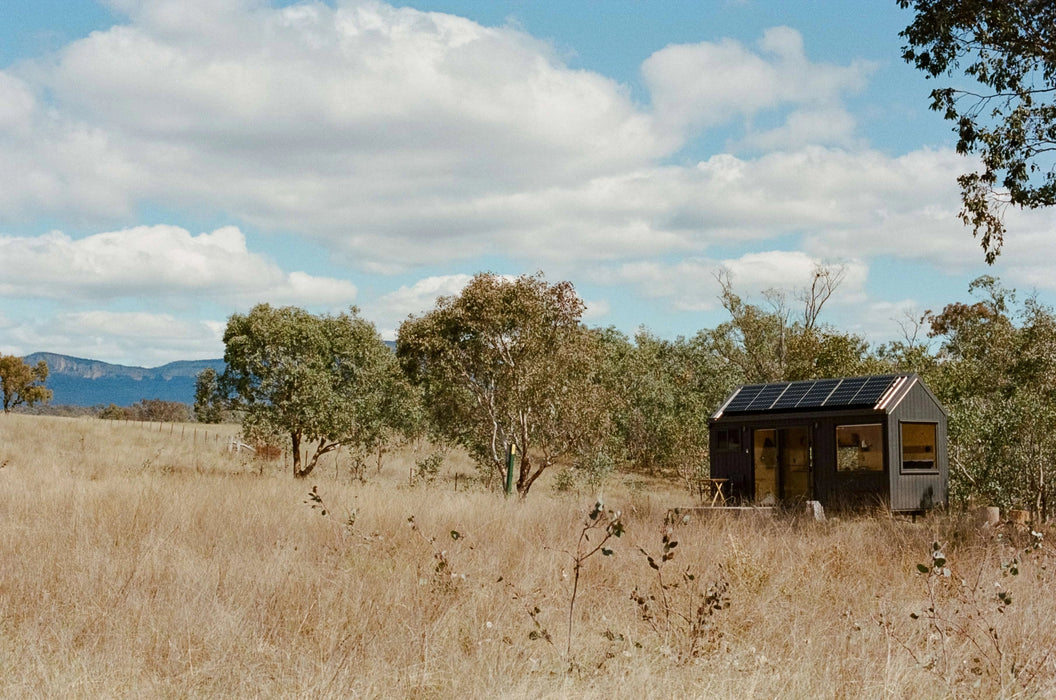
(193, 367, 224, 423)
(900, 0, 1056, 261)
(705, 267, 879, 384)
(607, 329, 729, 477)
(220, 304, 404, 479)
(928, 276, 1056, 518)
(0, 355, 51, 413)
(397, 273, 613, 497)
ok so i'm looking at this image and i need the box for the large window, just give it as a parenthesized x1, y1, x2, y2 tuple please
(901, 422, 937, 472)
(836, 423, 884, 472)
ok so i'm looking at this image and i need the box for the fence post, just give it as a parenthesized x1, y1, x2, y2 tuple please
(504, 444, 517, 497)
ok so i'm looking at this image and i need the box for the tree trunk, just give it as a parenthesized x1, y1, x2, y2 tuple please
(1038, 462, 1047, 523)
(292, 431, 304, 478)
(517, 452, 531, 497)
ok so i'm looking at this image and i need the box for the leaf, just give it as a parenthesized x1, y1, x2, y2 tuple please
(917, 564, 930, 574)
(450, 530, 461, 540)
(601, 548, 613, 556)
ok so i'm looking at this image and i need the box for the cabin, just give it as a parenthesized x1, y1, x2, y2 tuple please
(709, 374, 947, 512)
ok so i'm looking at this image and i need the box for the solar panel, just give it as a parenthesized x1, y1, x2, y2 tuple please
(746, 383, 789, 411)
(852, 375, 897, 406)
(718, 375, 909, 415)
(771, 381, 812, 409)
(796, 378, 840, 408)
(723, 384, 765, 413)
(823, 377, 870, 407)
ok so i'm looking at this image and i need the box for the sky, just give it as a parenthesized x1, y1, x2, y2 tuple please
(1, 0, 1054, 367)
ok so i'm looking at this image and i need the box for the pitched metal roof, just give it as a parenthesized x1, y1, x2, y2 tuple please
(712, 374, 917, 419)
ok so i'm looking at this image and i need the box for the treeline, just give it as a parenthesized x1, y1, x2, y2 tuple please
(99, 399, 194, 423)
(194, 270, 1051, 515)
(11, 398, 197, 422)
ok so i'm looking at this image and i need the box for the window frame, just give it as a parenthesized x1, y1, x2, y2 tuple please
(834, 422, 885, 473)
(715, 427, 742, 452)
(899, 421, 939, 474)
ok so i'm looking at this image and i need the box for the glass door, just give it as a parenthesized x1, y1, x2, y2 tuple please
(779, 426, 812, 500)
(753, 429, 778, 503)
(754, 427, 812, 502)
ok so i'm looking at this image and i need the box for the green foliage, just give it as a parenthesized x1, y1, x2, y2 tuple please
(900, 0, 1056, 261)
(220, 303, 408, 479)
(99, 399, 191, 422)
(704, 267, 879, 384)
(891, 531, 1050, 688)
(412, 451, 445, 486)
(193, 367, 225, 423)
(99, 403, 130, 420)
(632, 519, 730, 661)
(397, 272, 615, 497)
(0, 355, 52, 413)
(928, 277, 1056, 517)
(565, 501, 624, 660)
(601, 328, 726, 476)
(407, 515, 466, 596)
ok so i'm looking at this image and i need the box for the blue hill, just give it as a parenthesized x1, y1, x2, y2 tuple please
(22, 352, 226, 407)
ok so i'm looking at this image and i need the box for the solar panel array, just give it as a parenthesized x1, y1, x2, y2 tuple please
(720, 375, 901, 415)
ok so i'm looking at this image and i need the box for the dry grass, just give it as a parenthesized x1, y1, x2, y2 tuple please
(1, 413, 1055, 698)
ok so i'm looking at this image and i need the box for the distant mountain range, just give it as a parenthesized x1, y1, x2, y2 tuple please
(23, 352, 225, 407)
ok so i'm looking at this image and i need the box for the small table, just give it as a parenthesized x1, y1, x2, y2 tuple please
(699, 478, 729, 507)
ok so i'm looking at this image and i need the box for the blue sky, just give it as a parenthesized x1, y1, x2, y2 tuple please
(1, 0, 1053, 366)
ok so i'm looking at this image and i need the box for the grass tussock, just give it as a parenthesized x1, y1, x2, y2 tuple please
(1, 413, 1055, 698)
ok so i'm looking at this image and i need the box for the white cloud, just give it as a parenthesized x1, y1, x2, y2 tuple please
(0, 4, 976, 276)
(832, 298, 935, 347)
(3, 0, 1044, 362)
(7, 310, 224, 365)
(582, 298, 611, 322)
(738, 107, 860, 151)
(594, 250, 868, 316)
(31, 0, 668, 219)
(0, 72, 36, 132)
(265, 271, 359, 307)
(0, 69, 139, 224)
(642, 27, 873, 140)
(376, 274, 474, 314)
(984, 207, 1056, 293)
(720, 251, 868, 301)
(370, 273, 474, 339)
(0, 225, 357, 306)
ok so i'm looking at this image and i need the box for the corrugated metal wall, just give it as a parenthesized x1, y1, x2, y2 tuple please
(887, 382, 948, 511)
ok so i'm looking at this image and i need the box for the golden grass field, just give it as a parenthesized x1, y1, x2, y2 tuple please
(1, 413, 1054, 699)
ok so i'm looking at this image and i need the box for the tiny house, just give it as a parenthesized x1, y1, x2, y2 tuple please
(709, 374, 947, 512)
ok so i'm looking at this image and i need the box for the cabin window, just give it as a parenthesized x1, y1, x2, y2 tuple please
(835, 423, 884, 471)
(901, 422, 938, 472)
(715, 428, 741, 452)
